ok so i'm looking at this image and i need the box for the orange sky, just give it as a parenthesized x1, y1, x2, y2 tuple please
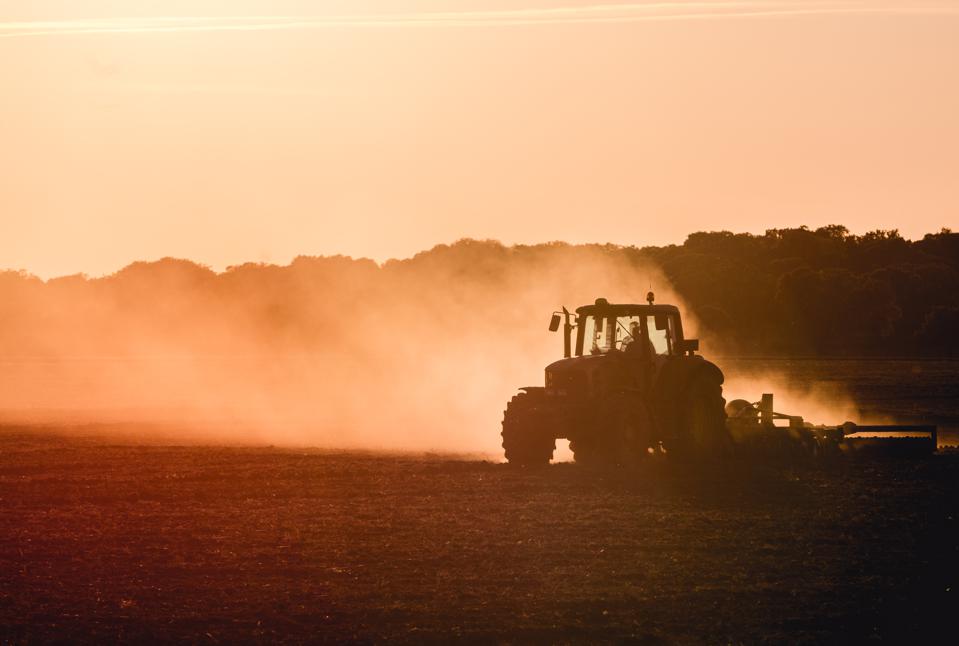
(2, 1, 958, 278)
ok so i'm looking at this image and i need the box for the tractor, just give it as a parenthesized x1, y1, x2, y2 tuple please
(501, 295, 938, 465)
(501, 294, 730, 465)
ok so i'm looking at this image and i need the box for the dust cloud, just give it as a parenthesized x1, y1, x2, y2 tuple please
(0, 242, 678, 454)
(0, 240, 875, 454)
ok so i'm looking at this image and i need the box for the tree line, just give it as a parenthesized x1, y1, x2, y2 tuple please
(641, 226, 958, 356)
(0, 226, 956, 358)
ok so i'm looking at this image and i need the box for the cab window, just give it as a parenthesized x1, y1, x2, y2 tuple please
(577, 312, 677, 356)
(648, 316, 671, 355)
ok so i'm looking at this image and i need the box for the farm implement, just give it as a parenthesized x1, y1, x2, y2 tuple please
(726, 393, 938, 459)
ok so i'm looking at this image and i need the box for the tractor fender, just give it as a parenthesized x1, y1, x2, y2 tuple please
(651, 356, 725, 439)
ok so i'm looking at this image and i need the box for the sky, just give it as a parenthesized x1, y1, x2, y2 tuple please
(2, 0, 958, 278)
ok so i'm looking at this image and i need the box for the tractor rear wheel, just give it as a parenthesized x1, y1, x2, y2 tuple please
(501, 392, 555, 466)
(675, 374, 730, 459)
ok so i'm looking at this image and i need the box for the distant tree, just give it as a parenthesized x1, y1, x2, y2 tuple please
(814, 224, 850, 240)
(858, 229, 903, 243)
(917, 231, 959, 269)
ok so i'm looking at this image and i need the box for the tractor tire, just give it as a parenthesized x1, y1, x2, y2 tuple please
(571, 393, 649, 467)
(501, 392, 555, 466)
(674, 374, 731, 460)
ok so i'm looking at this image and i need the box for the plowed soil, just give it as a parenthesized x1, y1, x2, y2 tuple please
(1, 430, 956, 644)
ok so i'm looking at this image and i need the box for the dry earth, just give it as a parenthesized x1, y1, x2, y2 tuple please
(1, 429, 956, 644)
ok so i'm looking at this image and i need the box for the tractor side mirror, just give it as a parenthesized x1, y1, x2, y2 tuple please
(549, 313, 562, 332)
(678, 339, 699, 354)
(654, 313, 668, 330)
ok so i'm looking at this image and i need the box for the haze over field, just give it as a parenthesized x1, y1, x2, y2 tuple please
(2, 230, 957, 452)
(0, 243, 683, 452)
(2, 2, 958, 452)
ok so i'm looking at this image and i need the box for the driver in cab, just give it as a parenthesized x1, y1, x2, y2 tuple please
(624, 321, 655, 358)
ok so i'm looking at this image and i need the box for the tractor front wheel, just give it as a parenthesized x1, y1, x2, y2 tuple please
(501, 392, 556, 466)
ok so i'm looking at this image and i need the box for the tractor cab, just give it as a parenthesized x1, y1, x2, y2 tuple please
(549, 295, 699, 359)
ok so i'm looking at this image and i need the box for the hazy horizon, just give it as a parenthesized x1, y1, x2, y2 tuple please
(4, 225, 954, 281)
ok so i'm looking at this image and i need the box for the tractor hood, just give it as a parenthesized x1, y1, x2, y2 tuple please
(544, 354, 613, 396)
(545, 354, 608, 374)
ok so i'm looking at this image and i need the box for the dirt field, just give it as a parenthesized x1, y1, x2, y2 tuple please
(1, 430, 956, 644)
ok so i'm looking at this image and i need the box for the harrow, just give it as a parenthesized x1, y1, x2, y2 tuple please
(726, 394, 938, 458)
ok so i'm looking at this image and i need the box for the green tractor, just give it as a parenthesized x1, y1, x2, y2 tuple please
(501, 294, 730, 465)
